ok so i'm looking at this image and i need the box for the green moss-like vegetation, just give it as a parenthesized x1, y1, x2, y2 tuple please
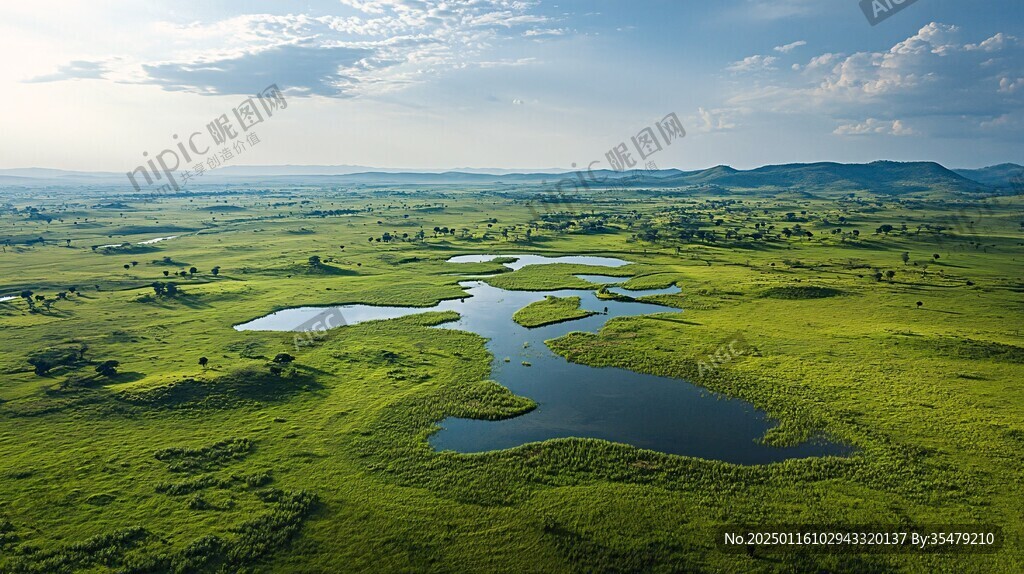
(512, 295, 597, 327)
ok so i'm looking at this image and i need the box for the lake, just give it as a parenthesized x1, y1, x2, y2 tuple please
(235, 254, 850, 464)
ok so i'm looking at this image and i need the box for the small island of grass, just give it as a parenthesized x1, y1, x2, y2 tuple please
(512, 295, 597, 328)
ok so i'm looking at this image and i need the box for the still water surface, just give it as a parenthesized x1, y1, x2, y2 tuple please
(235, 255, 850, 463)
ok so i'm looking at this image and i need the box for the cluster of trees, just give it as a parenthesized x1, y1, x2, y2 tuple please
(151, 282, 181, 297)
(307, 208, 359, 217)
(17, 286, 78, 312)
(158, 266, 203, 278)
(27, 344, 87, 375)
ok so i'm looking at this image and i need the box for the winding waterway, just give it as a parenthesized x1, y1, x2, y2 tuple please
(235, 255, 850, 464)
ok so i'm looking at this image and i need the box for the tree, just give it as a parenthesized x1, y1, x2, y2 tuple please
(152, 282, 166, 296)
(163, 270, 170, 277)
(876, 224, 894, 235)
(96, 360, 120, 377)
(885, 270, 896, 281)
(189, 267, 198, 276)
(123, 264, 131, 271)
(873, 272, 883, 282)
(211, 266, 220, 276)
(165, 282, 178, 296)
(131, 261, 139, 267)
(932, 253, 940, 261)
(916, 301, 923, 309)
(308, 255, 321, 267)
(901, 252, 910, 265)
(198, 356, 209, 368)
(273, 353, 295, 364)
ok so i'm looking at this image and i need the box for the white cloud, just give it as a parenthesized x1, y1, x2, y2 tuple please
(833, 118, 915, 136)
(30, 2, 558, 98)
(724, 23, 1024, 138)
(998, 77, 1024, 93)
(26, 60, 110, 83)
(774, 40, 806, 54)
(965, 33, 1017, 52)
(726, 54, 778, 73)
(692, 107, 737, 132)
(524, 28, 569, 37)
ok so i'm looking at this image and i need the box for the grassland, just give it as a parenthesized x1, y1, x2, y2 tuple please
(0, 181, 1021, 572)
(512, 296, 597, 328)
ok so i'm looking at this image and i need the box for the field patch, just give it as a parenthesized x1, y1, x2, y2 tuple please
(513, 295, 597, 328)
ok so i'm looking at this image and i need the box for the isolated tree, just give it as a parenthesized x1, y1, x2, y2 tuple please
(123, 264, 131, 271)
(95, 360, 120, 377)
(885, 270, 896, 281)
(131, 261, 139, 267)
(164, 283, 178, 296)
(273, 353, 295, 364)
(916, 301, 923, 309)
(873, 272, 883, 282)
(933, 253, 940, 261)
(68, 286, 77, 294)
(211, 266, 220, 276)
(198, 356, 209, 368)
(152, 282, 166, 296)
(163, 270, 170, 277)
(876, 224, 894, 235)
(308, 255, 321, 268)
(901, 252, 910, 265)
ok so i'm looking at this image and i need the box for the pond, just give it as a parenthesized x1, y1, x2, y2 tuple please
(447, 253, 630, 271)
(138, 235, 179, 245)
(235, 255, 850, 464)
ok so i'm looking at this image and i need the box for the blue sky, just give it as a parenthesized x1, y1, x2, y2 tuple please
(0, 0, 1021, 171)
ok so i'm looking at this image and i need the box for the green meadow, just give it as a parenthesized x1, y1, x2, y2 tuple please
(0, 182, 1021, 572)
(512, 296, 597, 328)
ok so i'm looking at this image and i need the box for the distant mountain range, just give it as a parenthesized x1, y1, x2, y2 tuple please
(0, 161, 1020, 195)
